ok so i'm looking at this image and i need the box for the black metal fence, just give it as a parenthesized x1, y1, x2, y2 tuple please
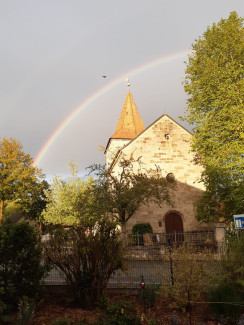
(43, 231, 224, 288)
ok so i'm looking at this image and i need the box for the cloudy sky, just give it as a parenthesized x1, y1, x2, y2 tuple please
(1, 0, 243, 179)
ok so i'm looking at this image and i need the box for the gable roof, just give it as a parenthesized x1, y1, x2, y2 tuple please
(110, 91, 145, 139)
(109, 113, 192, 170)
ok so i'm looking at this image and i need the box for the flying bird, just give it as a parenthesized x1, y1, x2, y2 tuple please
(102, 75, 107, 78)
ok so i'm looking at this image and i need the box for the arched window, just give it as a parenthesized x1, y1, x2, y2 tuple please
(165, 212, 184, 244)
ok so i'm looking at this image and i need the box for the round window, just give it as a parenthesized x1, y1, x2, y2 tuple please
(166, 173, 176, 183)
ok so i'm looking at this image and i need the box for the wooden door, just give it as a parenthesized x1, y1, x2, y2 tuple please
(165, 212, 184, 244)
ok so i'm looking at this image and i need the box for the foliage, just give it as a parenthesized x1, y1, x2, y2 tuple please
(132, 223, 153, 235)
(50, 318, 77, 325)
(43, 220, 124, 307)
(42, 162, 97, 226)
(209, 282, 243, 324)
(50, 318, 91, 325)
(49, 300, 141, 325)
(17, 296, 35, 325)
(27, 180, 50, 222)
(219, 232, 244, 287)
(0, 137, 44, 224)
(195, 167, 244, 223)
(0, 220, 49, 311)
(208, 233, 244, 324)
(88, 157, 175, 226)
(183, 12, 244, 222)
(2, 180, 49, 224)
(161, 244, 211, 313)
(138, 284, 160, 307)
(99, 300, 141, 325)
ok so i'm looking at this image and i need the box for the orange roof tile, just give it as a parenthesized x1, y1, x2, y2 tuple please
(110, 92, 145, 139)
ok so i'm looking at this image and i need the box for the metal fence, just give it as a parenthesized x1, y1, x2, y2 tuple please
(43, 231, 224, 288)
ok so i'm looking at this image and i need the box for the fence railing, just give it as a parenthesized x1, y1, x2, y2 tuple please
(125, 230, 216, 246)
(43, 230, 224, 287)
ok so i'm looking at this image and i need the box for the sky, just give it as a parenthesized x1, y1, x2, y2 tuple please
(1, 0, 243, 179)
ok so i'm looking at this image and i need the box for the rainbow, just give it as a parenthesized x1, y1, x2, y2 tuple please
(34, 49, 190, 166)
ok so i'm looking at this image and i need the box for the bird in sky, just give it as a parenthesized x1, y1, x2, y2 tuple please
(102, 75, 107, 78)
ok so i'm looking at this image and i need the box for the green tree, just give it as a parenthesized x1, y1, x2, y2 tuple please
(42, 163, 124, 306)
(183, 12, 244, 222)
(0, 137, 44, 224)
(0, 220, 49, 314)
(42, 162, 97, 225)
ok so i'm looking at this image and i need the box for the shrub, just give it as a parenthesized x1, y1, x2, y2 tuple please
(138, 284, 160, 307)
(100, 300, 141, 325)
(132, 223, 153, 235)
(0, 220, 49, 315)
(160, 244, 212, 325)
(17, 296, 35, 325)
(43, 219, 124, 307)
(132, 223, 153, 246)
(209, 282, 243, 324)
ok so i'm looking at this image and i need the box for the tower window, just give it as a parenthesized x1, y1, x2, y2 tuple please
(165, 134, 170, 140)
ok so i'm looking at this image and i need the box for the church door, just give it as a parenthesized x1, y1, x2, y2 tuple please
(165, 212, 184, 244)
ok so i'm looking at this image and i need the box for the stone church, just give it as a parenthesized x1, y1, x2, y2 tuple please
(105, 91, 224, 243)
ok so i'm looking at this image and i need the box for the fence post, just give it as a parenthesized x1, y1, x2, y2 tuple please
(168, 238, 174, 285)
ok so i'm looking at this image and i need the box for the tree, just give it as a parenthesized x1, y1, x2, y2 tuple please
(42, 162, 97, 225)
(43, 220, 124, 307)
(0, 220, 49, 315)
(88, 157, 175, 230)
(183, 12, 244, 222)
(0, 137, 44, 224)
(42, 163, 124, 306)
(195, 167, 244, 223)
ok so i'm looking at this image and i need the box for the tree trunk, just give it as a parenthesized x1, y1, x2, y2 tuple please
(0, 200, 4, 225)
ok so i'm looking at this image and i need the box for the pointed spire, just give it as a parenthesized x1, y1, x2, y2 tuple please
(110, 92, 145, 139)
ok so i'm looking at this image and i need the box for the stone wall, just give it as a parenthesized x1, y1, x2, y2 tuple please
(108, 114, 211, 233)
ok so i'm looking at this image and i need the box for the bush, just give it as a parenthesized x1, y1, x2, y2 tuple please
(209, 282, 243, 324)
(138, 284, 160, 307)
(17, 296, 35, 325)
(132, 223, 153, 235)
(43, 219, 124, 307)
(132, 223, 153, 246)
(161, 244, 211, 312)
(100, 300, 141, 325)
(0, 220, 49, 315)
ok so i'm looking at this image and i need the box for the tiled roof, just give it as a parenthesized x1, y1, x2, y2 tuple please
(110, 91, 145, 139)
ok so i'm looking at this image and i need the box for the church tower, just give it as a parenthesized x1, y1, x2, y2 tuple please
(105, 91, 145, 167)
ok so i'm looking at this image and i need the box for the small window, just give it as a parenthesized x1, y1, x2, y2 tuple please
(158, 221, 162, 227)
(165, 134, 170, 140)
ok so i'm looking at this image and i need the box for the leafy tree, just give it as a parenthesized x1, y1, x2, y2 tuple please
(0, 220, 49, 315)
(183, 12, 244, 222)
(0, 137, 44, 224)
(42, 162, 97, 225)
(27, 180, 49, 222)
(195, 167, 244, 223)
(2, 180, 49, 225)
(42, 163, 124, 306)
(88, 157, 175, 229)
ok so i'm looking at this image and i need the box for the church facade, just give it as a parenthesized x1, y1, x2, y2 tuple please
(105, 91, 220, 238)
